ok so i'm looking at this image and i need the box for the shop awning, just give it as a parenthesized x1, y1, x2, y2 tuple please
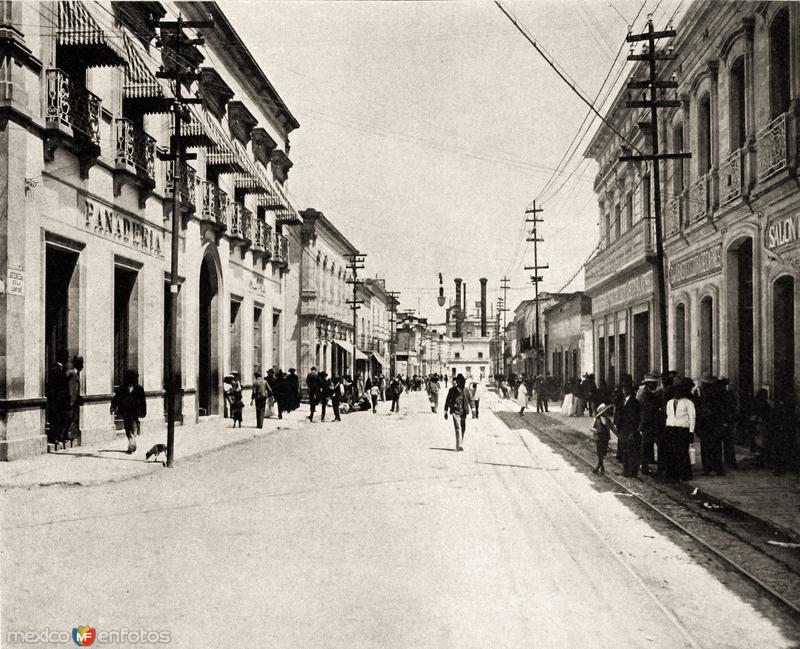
(57, 1, 128, 68)
(332, 339, 368, 361)
(122, 33, 162, 99)
(370, 351, 389, 368)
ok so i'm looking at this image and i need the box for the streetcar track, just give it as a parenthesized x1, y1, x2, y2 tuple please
(497, 409, 800, 621)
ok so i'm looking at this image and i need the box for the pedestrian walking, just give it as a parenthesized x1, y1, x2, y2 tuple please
(444, 374, 473, 451)
(389, 377, 403, 412)
(664, 379, 696, 483)
(470, 381, 483, 418)
(284, 368, 301, 414)
(591, 403, 615, 474)
(110, 368, 146, 454)
(535, 375, 548, 413)
(426, 375, 440, 413)
(379, 374, 387, 401)
(265, 369, 278, 419)
(517, 379, 529, 416)
(618, 381, 642, 478)
(318, 371, 332, 421)
(227, 371, 244, 428)
(306, 366, 320, 422)
(369, 382, 380, 413)
(251, 371, 271, 429)
(330, 375, 343, 421)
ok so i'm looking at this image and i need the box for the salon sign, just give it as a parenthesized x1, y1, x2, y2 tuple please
(766, 213, 799, 251)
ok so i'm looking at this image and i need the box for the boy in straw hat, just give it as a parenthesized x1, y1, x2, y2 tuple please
(591, 403, 616, 474)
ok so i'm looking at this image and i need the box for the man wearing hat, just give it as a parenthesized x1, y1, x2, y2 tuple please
(638, 372, 663, 476)
(618, 379, 642, 478)
(697, 373, 725, 475)
(719, 377, 739, 470)
(444, 374, 473, 451)
(591, 402, 615, 474)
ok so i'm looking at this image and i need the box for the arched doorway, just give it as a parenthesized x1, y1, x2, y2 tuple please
(198, 255, 220, 416)
(773, 275, 795, 402)
(728, 237, 754, 402)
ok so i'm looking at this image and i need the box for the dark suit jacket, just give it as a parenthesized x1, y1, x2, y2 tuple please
(618, 395, 641, 437)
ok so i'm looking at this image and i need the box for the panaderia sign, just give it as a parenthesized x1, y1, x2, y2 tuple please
(766, 213, 799, 251)
(83, 197, 164, 258)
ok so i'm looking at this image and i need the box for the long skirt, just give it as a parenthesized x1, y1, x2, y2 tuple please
(560, 393, 574, 415)
(664, 425, 691, 482)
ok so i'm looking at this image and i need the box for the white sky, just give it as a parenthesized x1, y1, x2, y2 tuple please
(224, 0, 684, 321)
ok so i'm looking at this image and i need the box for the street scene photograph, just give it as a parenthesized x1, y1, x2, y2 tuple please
(1, 0, 800, 647)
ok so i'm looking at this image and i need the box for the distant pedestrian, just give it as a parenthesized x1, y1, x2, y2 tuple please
(110, 368, 146, 454)
(637, 373, 662, 476)
(444, 374, 473, 451)
(719, 377, 739, 470)
(470, 381, 483, 418)
(65, 355, 84, 445)
(389, 377, 403, 412)
(517, 379, 529, 416)
(379, 375, 387, 401)
(306, 366, 320, 422)
(330, 375, 343, 421)
(265, 369, 278, 419)
(618, 381, 642, 478)
(227, 371, 244, 428)
(369, 383, 380, 413)
(535, 375, 548, 413)
(591, 403, 615, 474)
(427, 375, 441, 413)
(251, 371, 271, 429)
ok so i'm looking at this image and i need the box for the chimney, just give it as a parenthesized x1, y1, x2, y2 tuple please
(480, 278, 488, 337)
(454, 278, 462, 337)
(462, 283, 467, 318)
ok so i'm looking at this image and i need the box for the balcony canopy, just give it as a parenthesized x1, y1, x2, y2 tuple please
(57, 1, 127, 68)
(332, 339, 368, 361)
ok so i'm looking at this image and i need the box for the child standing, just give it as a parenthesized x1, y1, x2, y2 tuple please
(591, 403, 616, 474)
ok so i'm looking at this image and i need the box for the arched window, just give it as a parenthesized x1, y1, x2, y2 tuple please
(773, 275, 795, 401)
(698, 93, 712, 176)
(675, 303, 687, 376)
(700, 296, 714, 375)
(769, 8, 791, 120)
(729, 56, 747, 150)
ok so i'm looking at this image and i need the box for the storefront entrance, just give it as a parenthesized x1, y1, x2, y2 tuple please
(773, 275, 795, 403)
(729, 238, 754, 401)
(198, 256, 220, 416)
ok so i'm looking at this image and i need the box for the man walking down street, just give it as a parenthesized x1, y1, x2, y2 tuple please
(306, 366, 320, 422)
(470, 381, 482, 419)
(389, 376, 403, 412)
(251, 371, 271, 429)
(444, 374, 473, 452)
(110, 368, 146, 454)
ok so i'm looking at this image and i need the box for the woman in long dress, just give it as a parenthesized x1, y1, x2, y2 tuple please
(517, 380, 528, 416)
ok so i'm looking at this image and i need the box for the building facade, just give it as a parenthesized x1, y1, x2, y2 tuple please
(289, 208, 360, 385)
(586, 0, 800, 416)
(0, 1, 299, 459)
(358, 278, 393, 379)
(544, 292, 592, 384)
(509, 293, 571, 377)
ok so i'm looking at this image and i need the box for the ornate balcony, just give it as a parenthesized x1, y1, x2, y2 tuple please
(200, 181, 228, 231)
(165, 161, 196, 213)
(273, 232, 289, 266)
(263, 222, 273, 259)
(666, 193, 682, 237)
(719, 147, 744, 205)
(44, 68, 102, 173)
(228, 202, 244, 240)
(241, 207, 253, 245)
(757, 112, 788, 182)
(114, 118, 155, 180)
(688, 174, 709, 224)
(251, 219, 265, 255)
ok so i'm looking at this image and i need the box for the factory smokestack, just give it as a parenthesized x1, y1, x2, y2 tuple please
(454, 278, 463, 337)
(480, 278, 488, 337)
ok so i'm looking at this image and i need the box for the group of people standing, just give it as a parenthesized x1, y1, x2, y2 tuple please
(304, 368, 409, 421)
(224, 368, 301, 428)
(46, 356, 85, 450)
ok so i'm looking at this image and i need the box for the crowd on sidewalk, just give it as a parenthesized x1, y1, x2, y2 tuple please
(500, 370, 797, 481)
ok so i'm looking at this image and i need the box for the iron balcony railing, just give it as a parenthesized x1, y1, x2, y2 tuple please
(115, 118, 155, 179)
(757, 112, 788, 182)
(719, 147, 744, 205)
(688, 173, 709, 224)
(241, 207, 252, 243)
(251, 219, 265, 253)
(273, 232, 289, 264)
(229, 202, 243, 238)
(666, 193, 683, 237)
(165, 161, 196, 210)
(46, 68, 101, 147)
(201, 180, 221, 223)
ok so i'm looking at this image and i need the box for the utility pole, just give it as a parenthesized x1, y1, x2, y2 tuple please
(524, 201, 548, 377)
(495, 298, 504, 378)
(345, 253, 366, 397)
(155, 13, 213, 468)
(621, 16, 690, 373)
(500, 276, 510, 375)
(388, 290, 400, 378)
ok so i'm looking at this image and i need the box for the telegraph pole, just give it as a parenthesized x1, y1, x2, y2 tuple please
(621, 16, 690, 372)
(495, 298, 504, 378)
(388, 290, 400, 378)
(524, 201, 548, 376)
(500, 276, 510, 375)
(345, 253, 366, 396)
(155, 13, 213, 468)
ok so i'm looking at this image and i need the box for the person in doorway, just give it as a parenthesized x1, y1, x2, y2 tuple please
(228, 371, 244, 428)
(369, 382, 380, 413)
(251, 371, 271, 429)
(470, 381, 483, 419)
(618, 380, 642, 478)
(444, 374, 473, 451)
(427, 374, 441, 413)
(65, 355, 84, 445)
(110, 368, 147, 454)
(306, 366, 320, 422)
(517, 378, 529, 416)
(47, 361, 70, 449)
(591, 403, 616, 474)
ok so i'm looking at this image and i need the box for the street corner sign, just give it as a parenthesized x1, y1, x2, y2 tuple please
(669, 243, 722, 288)
(766, 213, 799, 252)
(5, 268, 24, 296)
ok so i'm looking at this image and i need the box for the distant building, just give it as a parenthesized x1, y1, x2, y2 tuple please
(543, 293, 592, 384)
(509, 293, 572, 377)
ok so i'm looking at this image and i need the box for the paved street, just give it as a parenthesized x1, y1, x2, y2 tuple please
(3, 390, 798, 649)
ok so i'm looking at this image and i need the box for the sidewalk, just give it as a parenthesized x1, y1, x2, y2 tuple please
(544, 406, 800, 541)
(0, 404, 314, 489)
